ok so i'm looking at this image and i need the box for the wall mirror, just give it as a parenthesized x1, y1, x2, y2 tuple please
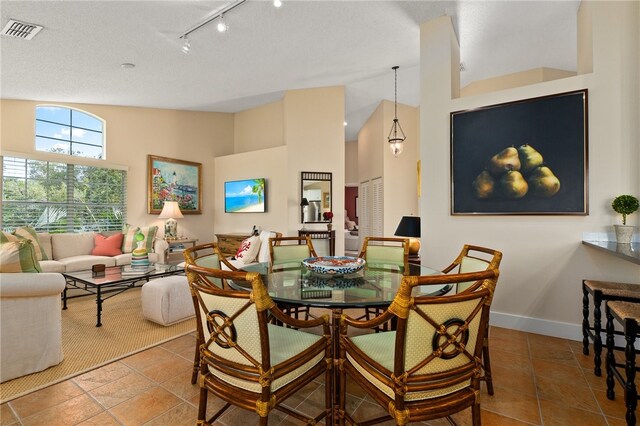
(301, 171, 332, 223)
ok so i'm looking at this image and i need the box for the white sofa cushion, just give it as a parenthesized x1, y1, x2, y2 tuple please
(38, 233, 53, 260)
(40, 260, 66, 273)
(59, 255, 116, 272)
(52, 232, 96, 260)
(257, 231, 278, 263)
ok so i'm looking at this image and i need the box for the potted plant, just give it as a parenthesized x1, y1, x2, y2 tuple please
(611, 194, 639, 244)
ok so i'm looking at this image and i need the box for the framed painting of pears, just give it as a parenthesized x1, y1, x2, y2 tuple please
(450, 89, 588, 215)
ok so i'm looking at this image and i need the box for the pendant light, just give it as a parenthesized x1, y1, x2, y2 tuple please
(387, 65, 406, 157)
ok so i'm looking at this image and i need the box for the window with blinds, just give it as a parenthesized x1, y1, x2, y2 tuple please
(1, 156, 126, 233)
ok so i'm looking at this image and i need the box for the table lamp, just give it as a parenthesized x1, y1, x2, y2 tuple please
(394, 216, 421, 255)
(300, 197, 309, 229)
(159, 201, 184, 239)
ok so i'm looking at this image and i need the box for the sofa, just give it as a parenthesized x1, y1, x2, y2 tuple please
(36, 232, 168, 273)
(0, 273, 66, 382)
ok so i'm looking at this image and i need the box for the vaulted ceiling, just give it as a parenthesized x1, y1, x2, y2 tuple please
(0, 1, 580, 141)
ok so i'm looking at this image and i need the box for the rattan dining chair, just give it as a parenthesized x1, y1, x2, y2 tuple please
(441, 244, 503, 395)
(357, 236, 410, 330)
(338, 267, 499, 426)
(268, 235, 318, 272)
(184, 243, 232, 384)
(185, 262, 332, 425)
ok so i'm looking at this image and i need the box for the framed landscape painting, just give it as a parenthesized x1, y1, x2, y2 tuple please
(148, 155, 202, 214)
(450, 89, 588, 215)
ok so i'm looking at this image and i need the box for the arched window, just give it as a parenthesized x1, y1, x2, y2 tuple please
(35, 105, 105, 159)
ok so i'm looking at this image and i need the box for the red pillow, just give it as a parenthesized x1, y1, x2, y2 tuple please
(92, 233, 124, 256)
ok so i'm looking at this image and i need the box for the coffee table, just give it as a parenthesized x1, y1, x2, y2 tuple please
(62, 264, 184, 327)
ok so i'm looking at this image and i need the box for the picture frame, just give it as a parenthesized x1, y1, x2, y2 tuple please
(322, 192, 331, 209)
(148, 155, 202, 214)
(450, 89, 588, 215)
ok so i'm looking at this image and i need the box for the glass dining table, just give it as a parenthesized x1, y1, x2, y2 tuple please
(231, 260, 451, 424)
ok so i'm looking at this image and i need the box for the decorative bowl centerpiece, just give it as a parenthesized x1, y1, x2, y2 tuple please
(302, 256, 366, 277)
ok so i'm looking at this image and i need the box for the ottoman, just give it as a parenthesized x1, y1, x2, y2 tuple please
(141, 275, 195, 326)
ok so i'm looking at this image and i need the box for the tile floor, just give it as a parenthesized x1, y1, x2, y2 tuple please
(0, 326, 634, 425)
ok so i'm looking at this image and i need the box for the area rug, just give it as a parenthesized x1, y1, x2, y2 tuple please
(0, 288, 196, 403)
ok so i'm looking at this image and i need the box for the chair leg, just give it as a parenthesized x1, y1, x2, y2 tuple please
(606, 307, 616, 400)
(582, 282, 590, 355)
(624, 320, 638, 426)
(191, 341, 200, 385)
(593, 292, 604, 376)
(471, 400, 481, 425)
(482, 336, 494, 396)
(198, 386, 208, 424)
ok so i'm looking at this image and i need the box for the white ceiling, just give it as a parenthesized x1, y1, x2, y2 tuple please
(0, 0, 579, 141)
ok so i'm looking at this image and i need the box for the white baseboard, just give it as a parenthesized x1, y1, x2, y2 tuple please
(490, 310, 582, 342)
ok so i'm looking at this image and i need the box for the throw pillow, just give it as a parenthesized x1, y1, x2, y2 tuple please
(235, 235, 261, 265)
(0, 240, 42, 273)
(137, 226, 158, 253)
(92, 233, 124, 256)
(0, 231, 18, 243)
(121, 225, 139, 253)
(12, 226, 48, 261)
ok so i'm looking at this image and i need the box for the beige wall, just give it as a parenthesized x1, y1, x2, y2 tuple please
(284, 86, 346, 253)
(0, 99, 234, 243)
(233, 101, 284, 154)
(461, 68, 577, 97)
(420, 2, 640, 339)
(358, 102, 384, 184)
(213, 86, 346, 251)
(213, 146, 289, 236)
(345, 140, 358, 185)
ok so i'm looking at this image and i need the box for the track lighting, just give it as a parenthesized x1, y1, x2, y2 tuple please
(216, 14, 228, 32)
(273, 0, 282, 7)
(181, 36, 191, 54)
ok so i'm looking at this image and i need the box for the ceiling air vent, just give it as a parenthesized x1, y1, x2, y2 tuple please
(1, 19, 43, 40)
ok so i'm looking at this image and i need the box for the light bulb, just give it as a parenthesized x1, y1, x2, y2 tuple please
(390, 141, 404, 157)
(217, 15, 228, 32)
(273, 0, 282, 7)
(181, 37, 191, 54)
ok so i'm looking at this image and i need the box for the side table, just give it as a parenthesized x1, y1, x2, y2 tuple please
(165, 238, 198, 264)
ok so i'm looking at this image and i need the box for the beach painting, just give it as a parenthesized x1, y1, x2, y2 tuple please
(148, 155, 202, 214)
(224, 178, 266, 213)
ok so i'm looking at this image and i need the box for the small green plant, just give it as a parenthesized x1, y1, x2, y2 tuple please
(611, 195, 639, 225)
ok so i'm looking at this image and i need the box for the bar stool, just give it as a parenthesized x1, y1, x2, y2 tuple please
(582, 280, 640, 376)
(605, 301, 640, 425)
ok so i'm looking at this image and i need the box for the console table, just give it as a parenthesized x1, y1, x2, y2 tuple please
(298, 229, 335, 256)
(215, 233, 251, 258)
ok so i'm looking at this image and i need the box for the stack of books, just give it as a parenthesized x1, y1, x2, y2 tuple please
(121, 265, 155, 276)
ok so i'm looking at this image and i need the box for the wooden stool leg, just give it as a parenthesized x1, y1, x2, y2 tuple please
(582, 282, 590, 355)
(606, 306, 616, 400)
(624, 319, 638, 426)
(593, 291, 604, 376)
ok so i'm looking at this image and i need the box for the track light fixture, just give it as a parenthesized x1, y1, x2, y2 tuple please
(181, 36, 191, 54)
(178, 0, 282, 53)
(216, 14, 228, 33)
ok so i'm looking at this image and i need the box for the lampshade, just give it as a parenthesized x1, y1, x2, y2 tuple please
(300, 198, 309, 206)
(394, 216, 420, 238)
(159, 201, 184, 219)
(394, 216, 421, 255)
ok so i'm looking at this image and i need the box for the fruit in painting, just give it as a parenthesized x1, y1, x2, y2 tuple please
(488, 147, 521, 177)
(472, 171, 496, 199)
(528, 166, 561, 197)
(499, 170, 528, 198)
(517, 144, 544, 175)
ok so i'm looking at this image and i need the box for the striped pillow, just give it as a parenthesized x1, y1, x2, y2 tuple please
(121, 225, 158, 253)
(121, 225, 139, 254)
(0, 240, 42, 273)
(12, 226, 48, 261)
